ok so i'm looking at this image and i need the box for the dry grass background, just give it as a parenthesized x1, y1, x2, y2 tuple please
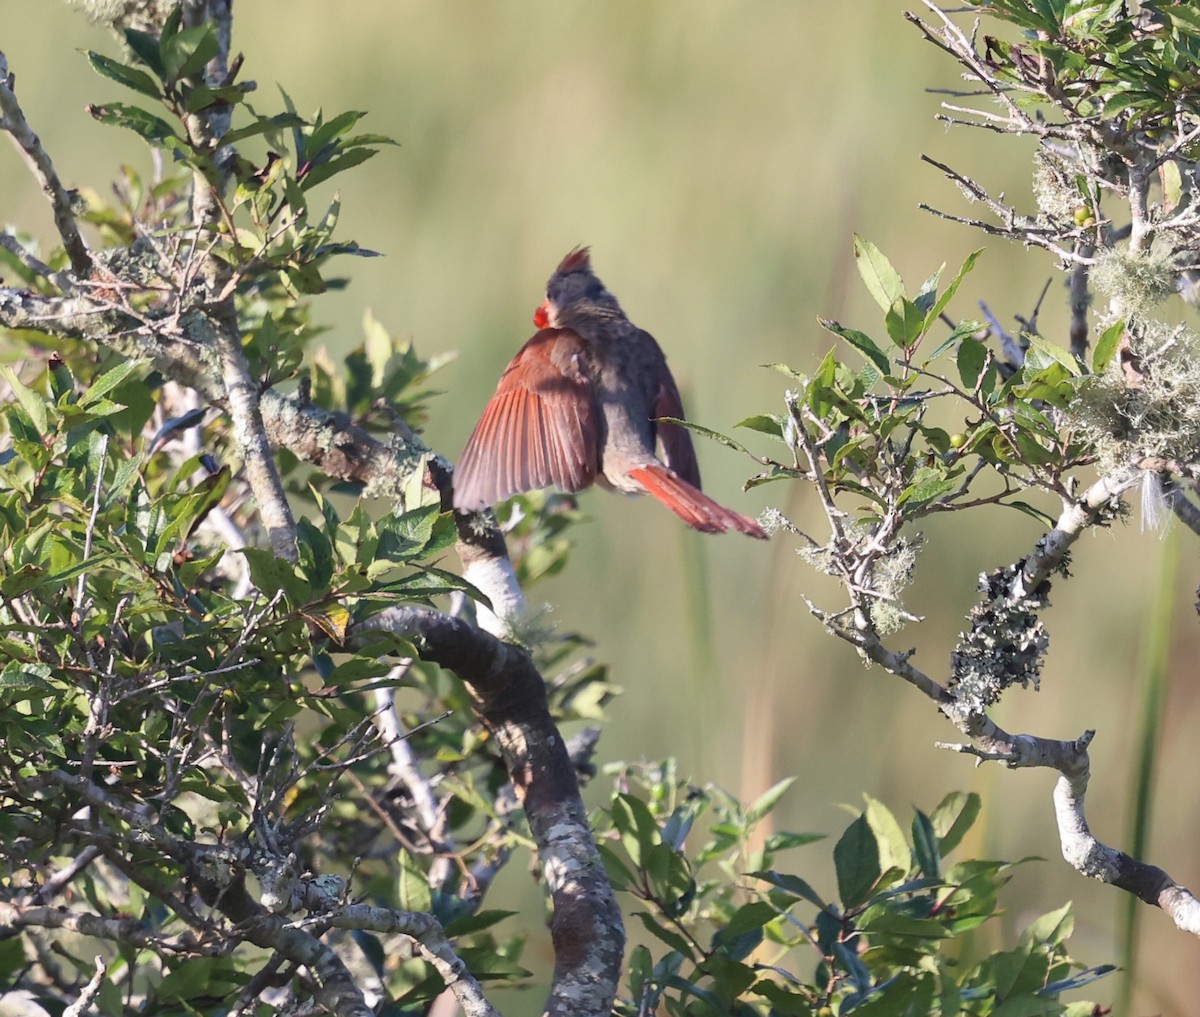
(3, 4, 1199, 1013)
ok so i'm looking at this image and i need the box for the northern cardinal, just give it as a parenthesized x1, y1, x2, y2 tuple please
(453, 248, 766, 538)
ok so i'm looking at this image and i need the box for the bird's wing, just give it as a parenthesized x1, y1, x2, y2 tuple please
(453, 329, 601, 511)
(651, 359, 703, 491)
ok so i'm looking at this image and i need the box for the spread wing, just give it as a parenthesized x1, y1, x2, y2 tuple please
(453, 329, 601, 511)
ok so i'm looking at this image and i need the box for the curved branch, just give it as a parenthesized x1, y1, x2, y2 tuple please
(1052, 746, 1200, 934)
(290, 900, 499, 1017)
(357, 605, 624, 1017)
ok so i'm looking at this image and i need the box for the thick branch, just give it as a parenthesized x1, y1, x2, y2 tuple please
(852, 635, 1200, 936)
(357, 605, 623, 1017)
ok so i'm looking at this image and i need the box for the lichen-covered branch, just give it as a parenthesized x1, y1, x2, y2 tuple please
(852, 637, 1200, 936)
(0, 902, 222, 956)
(357, 605, 624, 1017)
(290, 901, 500, 1017)
(1013, 467, 1139, 598)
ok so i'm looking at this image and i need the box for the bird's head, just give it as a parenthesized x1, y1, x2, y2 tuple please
(533, 246, 620, 328)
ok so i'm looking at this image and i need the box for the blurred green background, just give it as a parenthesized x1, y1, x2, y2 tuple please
(4, 4, 1198, 1013)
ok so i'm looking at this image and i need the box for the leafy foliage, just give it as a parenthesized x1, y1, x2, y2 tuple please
(601, 763, 1110, 1016)
(0, 1, 1163, 1013)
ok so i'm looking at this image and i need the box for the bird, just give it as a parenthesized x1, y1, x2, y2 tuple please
(452, 247, 766, 538)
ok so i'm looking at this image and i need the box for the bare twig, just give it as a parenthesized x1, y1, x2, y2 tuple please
(0, 903, 225, 956)
(0, 53, 92, 275)
(63, 955, 107, 1017)
(0, 231, 58, 284)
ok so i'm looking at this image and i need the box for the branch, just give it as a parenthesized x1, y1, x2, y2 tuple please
(290, 899, 499, 1017)
(1068, 241, 1094, 360)
(0, 53, 92, 276)
(1014, 467, 1139, 598)
(1166, 480, 1200, 537)
(0, 902, 224, 956)
(63, 956, 107, 1017)
(215, 315, 298, 563)
(919, 155, 1095, 265)
(357, 605, 624, 1017)
(853, 639, 1200, 935)
(1052, 742, 1200, 934)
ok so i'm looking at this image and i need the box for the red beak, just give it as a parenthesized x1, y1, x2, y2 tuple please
(533, 302, 550, 329)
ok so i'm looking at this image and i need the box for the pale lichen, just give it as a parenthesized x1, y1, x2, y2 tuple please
(1068, 320, 1200, 471)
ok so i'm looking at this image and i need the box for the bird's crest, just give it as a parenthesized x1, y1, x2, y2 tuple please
(557, 246, 591, 274)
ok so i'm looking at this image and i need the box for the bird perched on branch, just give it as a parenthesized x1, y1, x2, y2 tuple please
(453, 247, 766, 538)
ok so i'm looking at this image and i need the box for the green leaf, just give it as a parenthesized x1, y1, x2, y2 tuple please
(224, 112, 306, 145)
(611, 793, 660, 868)
(443, 909, 517, 937)
(854, 235, 905, 313)
(957, 338, 987, 389)
(241, 547, 311, 606)
(123, 28, 165, 77)
(819, 318, 892, 374)
(928, 318, 984, 362)
(1024, 901, 1073, 948)
(323, 655, 390, 687)
(300, 147, 379, 191)
(750, 870, 827, 910)
(0, 364, 48, 435)
(717, 901, 778, 943)
(864, 795, 911, 877)
(634, 911, 695, 959)
(1005, 500, 1057, 526)
(86, 52, 162, 99)
(398, 850, 432, 914)
(923, 249, 982, 329)
(911, 809, 940, 879)
(597, 843, 635, 891)
(747, 776, 796, 821)
(0, 665, 56, 702)
(1024, 333, 1080, 376)
(898, 466, 958, 508)
(88, 102, 180, 147)
(80, 359, 147, 409)
(658, 418, 754, 456)
(734, 414, 784, 439)
(885, 295, 927, 349)
(834, 813, 881, 907)
(763, 830, 824, 852)
(1092, 319, 1124, 373)
(161, 23, 221, 82)
(930, 791, 980, 855)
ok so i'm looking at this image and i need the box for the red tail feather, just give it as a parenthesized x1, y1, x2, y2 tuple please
(628, 464, 766, 539)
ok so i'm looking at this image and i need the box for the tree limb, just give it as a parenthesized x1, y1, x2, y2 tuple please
(357, 605, 624, 1017)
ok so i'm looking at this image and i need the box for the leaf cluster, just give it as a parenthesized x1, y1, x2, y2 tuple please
(600, 764, 1109, 1016)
